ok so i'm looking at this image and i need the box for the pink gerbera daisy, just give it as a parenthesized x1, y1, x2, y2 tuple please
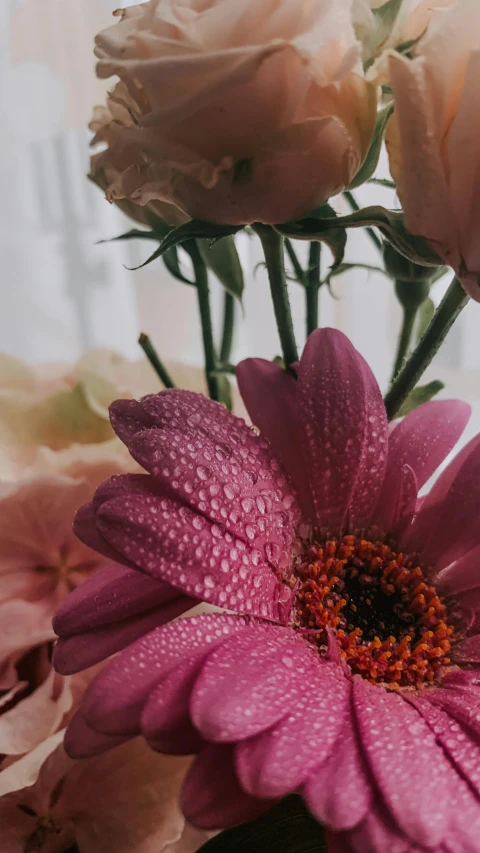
(54, 329, 480, 852)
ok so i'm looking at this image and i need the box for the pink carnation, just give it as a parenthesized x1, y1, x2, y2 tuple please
(55, 329, 480, 851)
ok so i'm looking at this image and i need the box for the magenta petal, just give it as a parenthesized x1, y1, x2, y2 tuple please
(402, 434, 480, 567)
(64, 710, 131, 759)
(303, 698, 371, 831)
(109, 398, 155, 444)
(97, 492, 292, 623)
(451, 635, 480, 663)
(375, 400, 470, 521)
(191, 626, 316, 744)
(53, 563, 187, 636)
(53, 598, 192, 675)
(436, 544, 480, 596)
(235, 661, 349, 799)
(141, 661, 205, 755)
(375, 463, 418, 539)
(426, 684, 480, 741)
(407, 695, 480, 798)
(79, 613, 248, 736)
(353, 677, 454, 847)
(347, 809, 418, 853)
(74, 502, 133, 566)
(180, 743, 276, 830)
(126, 424, 299, 567)
(296, 329, 388, 531)
(236, 358, 314, 518)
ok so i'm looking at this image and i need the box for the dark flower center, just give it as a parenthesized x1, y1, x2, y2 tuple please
(293, 535, 457, 690)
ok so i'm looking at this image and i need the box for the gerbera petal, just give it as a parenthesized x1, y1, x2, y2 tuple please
(64, 710, 131, 759)
(73, 501, 133, 566)
(180, 743, 276, 830)
(403, 435, 480, 568)
(347, 808, 421, 853)
(375, 464, 418, 539)
(451, 635, 480, 663)
(426, 683, 480, 740)
(408, 696, 480, 798)
(236, 661, 350, 799)
(53, 563, 190, 635)
(78, 613, 248, 737)
(141, 661, 205, 755)
(53, 599, 191, 675)
(303, 698, 371, 831)
(191, 626, 317, 744)
(109, 398, 155, 445)
(236, 358, 314, 518)
(375, 400, 470, 518)
(436, 544, 480, 596)
(126, 425, 299, 568)
(353, 677, 454, 847)
(96, 491, 292, 622)
(296, 329, 387, 531)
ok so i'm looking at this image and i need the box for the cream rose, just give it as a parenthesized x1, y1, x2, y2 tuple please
(386, 0, 480, 300)
(89, 86, 188, 228)
(92, 0, 377, 226)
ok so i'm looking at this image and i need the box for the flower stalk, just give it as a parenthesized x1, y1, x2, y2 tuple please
(306, 242, 322, 336)
(253, 224, 299, 369)
(184, 240, 221, 402)
(384, 276, 469, 419)
(138, 333, 176, 388)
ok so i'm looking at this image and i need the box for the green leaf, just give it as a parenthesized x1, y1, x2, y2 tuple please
(127, 220, 243, 271)
(162, 246, 194, 286)
(396, 380, 445, 418)
(350, 103, 395, 189)
(197, 796, 327, 853)
(373, 0, 404, 32)
(415, 297, 435, 343)
(198, 236, 244, 302)
(275, 207, 346, 270)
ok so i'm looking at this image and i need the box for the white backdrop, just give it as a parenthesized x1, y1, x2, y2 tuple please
(1, 0, 479, 434)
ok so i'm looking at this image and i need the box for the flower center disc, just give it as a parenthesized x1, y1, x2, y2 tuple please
(293, 535, 456, 689)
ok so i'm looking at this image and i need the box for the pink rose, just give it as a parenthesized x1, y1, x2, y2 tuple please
(386, 0, 480, 299)
(92, 0, 377, 225)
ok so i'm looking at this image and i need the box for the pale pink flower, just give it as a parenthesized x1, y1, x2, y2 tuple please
(0, 735, 210, 853)
(386, 0, 480, 299)
(91, 0, 377, 225)
(54, 328, 480, 850)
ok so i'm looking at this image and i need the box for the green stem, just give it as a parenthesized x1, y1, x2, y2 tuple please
(185, 240, 220, 402)
(343, 190, 383, 254)
(138, 333, 176, 388)
(384, 276, 468, 419)
(220, 291, 235, 364)
(391, 303, 418, 381)
(253, 224, 299, 369)
(306, 242, 321, 336)
(285, 238, 306, 286)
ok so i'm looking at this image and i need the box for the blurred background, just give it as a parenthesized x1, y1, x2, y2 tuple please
(1, 0, 479, 437)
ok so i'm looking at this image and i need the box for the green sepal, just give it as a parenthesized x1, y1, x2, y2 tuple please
(162, 246, 194, 286)
(197, 796, 327, 853)
(127, 220, 243, 271)
(415, 297, 436, 343)
(288, 205, 442, 268)
(97, 227, 167, 245)
(350, 103, 395, 189)
(395, 380, 445, 418)
(198, 235, 244, 303)
(275, 205, 347, 270)
(373, 0, 404, 33)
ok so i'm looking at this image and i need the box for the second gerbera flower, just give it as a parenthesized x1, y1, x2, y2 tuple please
(54, 329, 480, 852)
